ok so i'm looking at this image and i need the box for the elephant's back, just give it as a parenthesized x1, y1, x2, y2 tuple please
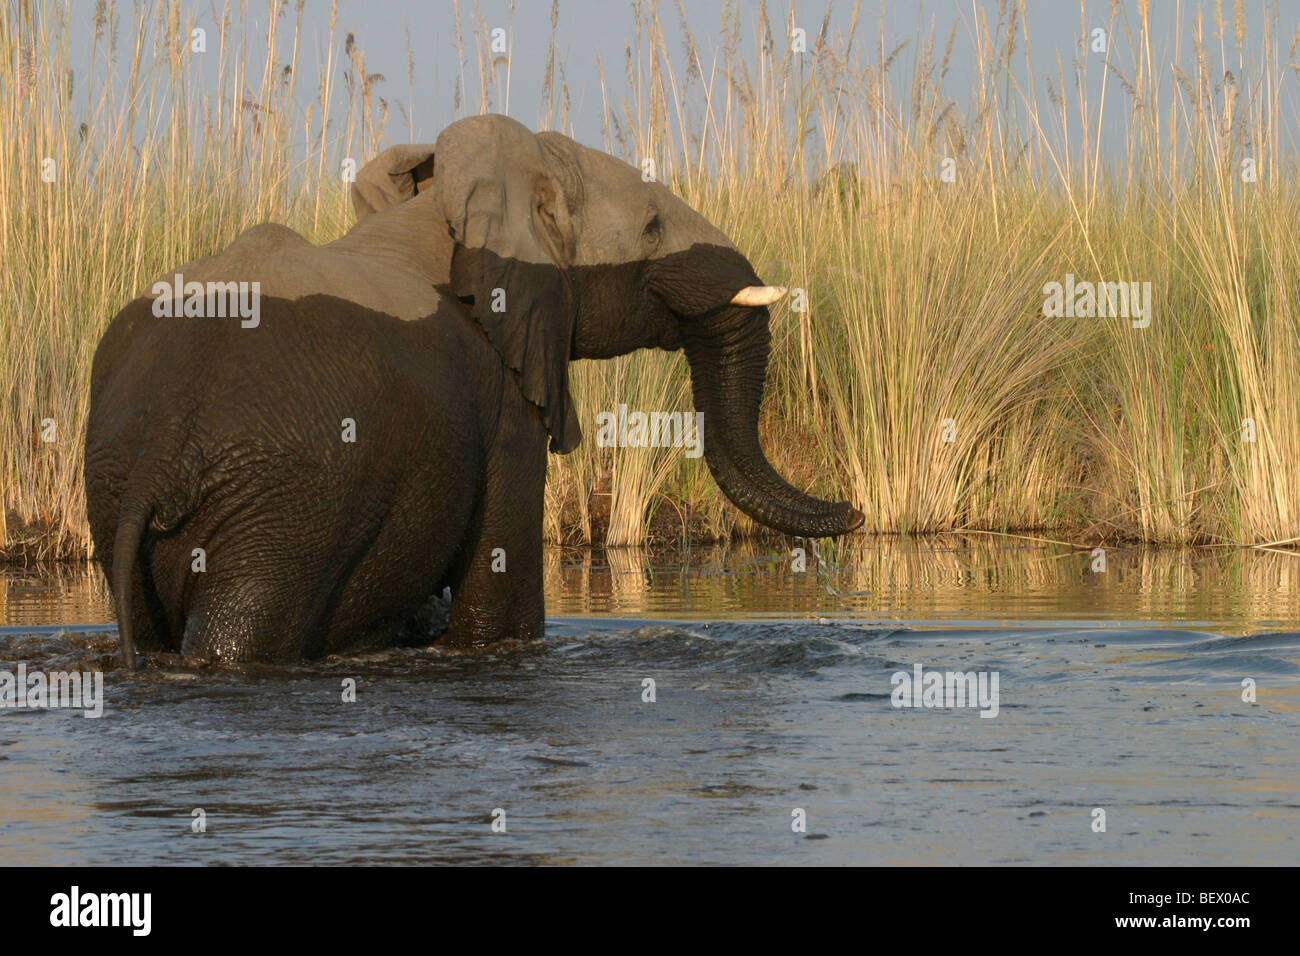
(88, 292, 486, 497)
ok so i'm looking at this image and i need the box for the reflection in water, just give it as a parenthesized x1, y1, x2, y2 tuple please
(3, 537, 1298, 628)
(546, 536, 1300, 627)
(1, 538, 1297, 865)
(0, 563, 110, 627)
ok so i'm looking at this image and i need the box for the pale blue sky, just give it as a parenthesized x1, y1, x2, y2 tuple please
(59, 0, 1297, 163)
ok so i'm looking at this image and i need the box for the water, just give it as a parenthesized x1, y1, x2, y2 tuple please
(2, 537, 1298, 865)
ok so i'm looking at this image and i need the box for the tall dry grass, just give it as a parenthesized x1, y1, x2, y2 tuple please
(2, 0, 1299, 560)
(1, 0, 380, 558)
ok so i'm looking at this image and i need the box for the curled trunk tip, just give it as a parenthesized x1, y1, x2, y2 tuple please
(682, 305, 863, 539)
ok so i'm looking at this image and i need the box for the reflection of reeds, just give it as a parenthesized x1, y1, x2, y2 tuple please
(3, 1, 1300, 558)
(6, 537, 1295, 626)
(544, 536, 1300, 625)
(0, 564, 111, 625)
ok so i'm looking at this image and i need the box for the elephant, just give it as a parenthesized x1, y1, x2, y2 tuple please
(84, 113, 863, 666)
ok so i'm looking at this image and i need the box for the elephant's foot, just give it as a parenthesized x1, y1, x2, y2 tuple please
(437, 621, 544, 648)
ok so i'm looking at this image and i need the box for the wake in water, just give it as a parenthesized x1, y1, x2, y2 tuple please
(3, 542, 1298, 866)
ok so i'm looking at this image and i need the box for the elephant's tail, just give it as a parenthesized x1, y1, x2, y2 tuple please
(110, 496, 153, 670)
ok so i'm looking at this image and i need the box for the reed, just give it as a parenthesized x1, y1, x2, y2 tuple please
(2, 0, 1298, 560)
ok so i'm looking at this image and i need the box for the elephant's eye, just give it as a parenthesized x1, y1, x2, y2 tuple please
(643, 215, 662, 243)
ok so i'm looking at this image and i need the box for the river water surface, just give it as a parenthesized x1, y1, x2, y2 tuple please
(2, 537, 1298, 865)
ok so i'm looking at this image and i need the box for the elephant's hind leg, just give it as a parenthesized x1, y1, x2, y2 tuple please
(181, 585, 296, 663)
(177, 546, 355, 663)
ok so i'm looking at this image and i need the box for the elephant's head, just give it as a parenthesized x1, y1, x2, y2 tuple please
(352, 114, 862, 538)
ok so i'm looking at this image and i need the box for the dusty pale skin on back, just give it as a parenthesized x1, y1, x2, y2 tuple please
(84, 114, 863, 665)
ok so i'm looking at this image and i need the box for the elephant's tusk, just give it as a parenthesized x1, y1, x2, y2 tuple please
(729, 285, 787, 307)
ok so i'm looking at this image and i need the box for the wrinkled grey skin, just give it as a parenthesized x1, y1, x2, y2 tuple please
(85, 114, 863, 665)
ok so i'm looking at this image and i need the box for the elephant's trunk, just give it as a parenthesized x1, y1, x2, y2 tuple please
(680, 304, 864, 538)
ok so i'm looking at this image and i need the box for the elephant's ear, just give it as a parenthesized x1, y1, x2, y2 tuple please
(434, 117, 582, 454)
(351, 144, 436, 219)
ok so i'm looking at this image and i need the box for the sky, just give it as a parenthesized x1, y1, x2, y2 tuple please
(55, 0, 1299, 165)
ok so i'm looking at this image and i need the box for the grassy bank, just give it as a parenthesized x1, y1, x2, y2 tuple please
(3, 0, 1299, 561)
